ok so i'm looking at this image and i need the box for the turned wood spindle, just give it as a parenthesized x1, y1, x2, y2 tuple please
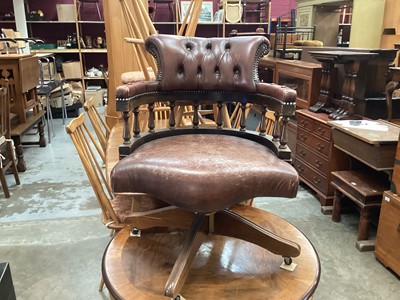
(169, 101, 176, 129)
(259, 106, 267, 136)
(122, 111, 131, 144)
(148, 103, 155, 132)
(193, 101, 199, 128)
(240, 102, 247, 131)
(272, 111, 280, 142)
(279, 116, 290, 149)
(133, 107, 141, 138)
(216, 101, 223, 129)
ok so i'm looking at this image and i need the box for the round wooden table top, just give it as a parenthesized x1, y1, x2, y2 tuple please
(102, 205, 320, 300)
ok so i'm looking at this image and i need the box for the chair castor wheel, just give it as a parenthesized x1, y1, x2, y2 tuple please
(283, 256, 292, 265)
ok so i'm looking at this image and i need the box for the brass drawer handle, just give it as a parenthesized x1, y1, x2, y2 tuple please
(299, 149, 306, 157)
(317, 127, 326, 135)
(315, 159, 322, 167)
(397, 224, 400, 233)
(300, 134, 308, 141)
(316, 143, 325, 151)
(300, 119, 308, 127)
(313, 176, 321, 184)
(296, 164, 304, 172)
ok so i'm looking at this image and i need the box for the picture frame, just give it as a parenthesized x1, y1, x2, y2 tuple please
(180, 1, 213, 23)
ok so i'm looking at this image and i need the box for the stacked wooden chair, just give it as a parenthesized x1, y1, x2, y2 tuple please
(0, 87, 20, 198)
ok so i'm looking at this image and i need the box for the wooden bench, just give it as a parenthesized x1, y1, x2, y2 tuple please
(11, 110, 46, 172)
(331, 170, 390, 251)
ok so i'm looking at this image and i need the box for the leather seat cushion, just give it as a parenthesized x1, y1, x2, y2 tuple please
(111, 134, 299, 213)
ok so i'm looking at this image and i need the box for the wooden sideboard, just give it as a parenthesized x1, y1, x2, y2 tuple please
(375, 191, 400, 276)
(295, 109, 349, 212)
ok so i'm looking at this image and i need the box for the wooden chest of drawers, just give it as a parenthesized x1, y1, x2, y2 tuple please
(375, 191, 400, 276)
(295, 109, 349, 212)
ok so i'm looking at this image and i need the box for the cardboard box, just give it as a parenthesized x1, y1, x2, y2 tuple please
(85, 88, 105, 106)
(40, 62, 55, 80)
(62, 61, 81, 79)
(50, 93, 74, 108)
(56, 4, 75, 21)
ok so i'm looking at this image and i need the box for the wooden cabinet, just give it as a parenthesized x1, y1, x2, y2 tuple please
(274, 60, 322, 109)
(375, 191, 400, 276)
(294, 109, 349, 212)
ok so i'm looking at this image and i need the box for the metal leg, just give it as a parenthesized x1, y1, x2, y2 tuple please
(60, 82, 67, 125)
(46, 93, 55, 143)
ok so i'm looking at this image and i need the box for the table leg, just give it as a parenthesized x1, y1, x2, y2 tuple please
(38, 119, 46, 147)
(332, 189, 342, 222)
(12, 136, 26, 172)
(357, 207, 371, 241)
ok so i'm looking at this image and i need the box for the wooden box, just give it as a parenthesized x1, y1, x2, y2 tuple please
(375, 191, 400, 276)
(390, 133, 400, 194)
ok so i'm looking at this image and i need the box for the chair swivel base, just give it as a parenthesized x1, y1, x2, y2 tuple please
(102, 205, 320, 300)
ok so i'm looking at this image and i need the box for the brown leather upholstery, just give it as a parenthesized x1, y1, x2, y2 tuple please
(111, 134, 298, 213)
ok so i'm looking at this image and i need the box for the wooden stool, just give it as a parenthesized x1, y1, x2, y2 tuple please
(102, 205, 320, 300)
(331, 170, 389, 251)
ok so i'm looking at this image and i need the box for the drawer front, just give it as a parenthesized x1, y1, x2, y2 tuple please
(297, 127, 331, 158)
(297, 114, 313, 132)
(312, 121, 331, 141)
(295, 158, 329, 194)
(296, 144, 329, 176)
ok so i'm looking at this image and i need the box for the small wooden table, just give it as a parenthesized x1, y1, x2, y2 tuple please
(328, 120, 400, 251)
(102, 205, 320, 300)
(331, 170, 389, 251)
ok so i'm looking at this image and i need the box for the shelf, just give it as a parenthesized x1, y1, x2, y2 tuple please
(78, 20, 105, 24)
(27, 20, 76, 24)
(0, 20, 15, 23)
(31, 49, 79, 54)
(81, 49, 107, 53)
(85, 76, 108, 80)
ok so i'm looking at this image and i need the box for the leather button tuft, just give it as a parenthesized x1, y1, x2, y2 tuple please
(206, 42, 212, 50)
(197, 66, 202, 75)
(214, 66, 220, 76)
(225, 42, 231, 50)
(186, 43, 192, 51)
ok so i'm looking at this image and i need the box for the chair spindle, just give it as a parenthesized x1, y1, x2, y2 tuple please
(272, 111, 280, 141)
(122, 111, 131, 144)
(193, 101, 199, 128)
(240, 102, 247, 131)
(148, 103, 155, 132)
(259, 106, 267, 136)
(169, 101, 176, 129)
(279, 116, 289, 149)
(216, 101, 223, 129)
(133, 107, 141, 138)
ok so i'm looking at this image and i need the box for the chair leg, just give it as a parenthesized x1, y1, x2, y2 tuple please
(213, 209, 301, 259)
(0, 168, 10, 198)
(164, 213, 207, 298)
(98, 276, 104, 291)
(46, 94, 55, 143)
(61, 84, 67, 125)
(8, 141, 20, 185)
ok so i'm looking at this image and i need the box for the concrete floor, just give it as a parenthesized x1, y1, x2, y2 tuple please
(0, 113, 399, 300)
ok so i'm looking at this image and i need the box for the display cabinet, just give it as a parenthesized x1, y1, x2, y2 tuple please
(274, 60, 322, 109)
